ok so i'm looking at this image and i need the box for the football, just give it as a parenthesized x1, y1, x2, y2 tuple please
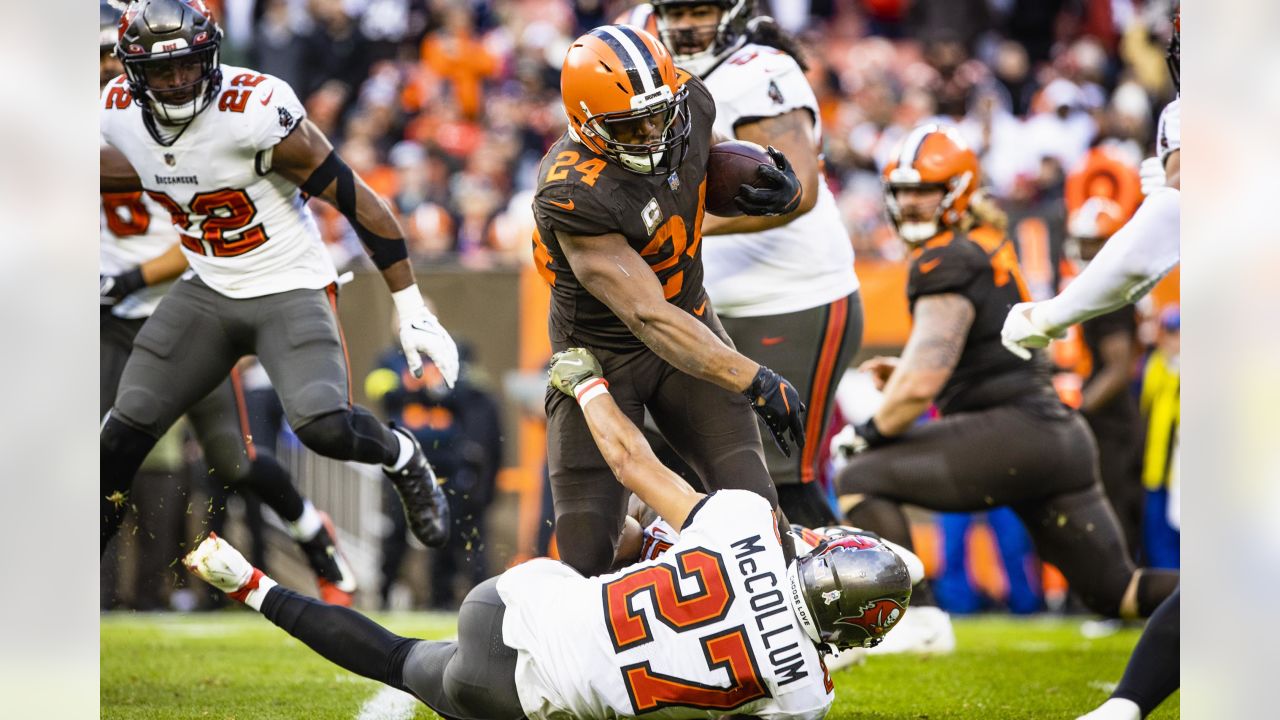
(705, 140, 772, 217)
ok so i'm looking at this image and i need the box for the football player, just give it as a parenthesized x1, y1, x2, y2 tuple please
(624, 0, 862, 528)
(1001, 15, 1179, 354)
(98, 0, 356, 603)
(100, 0, 455, 553)
(530, 25, 808, 575)
(1073, 7, 1182, 719)
(831, 125, 1177, 653)
(184, 347, 913, 719)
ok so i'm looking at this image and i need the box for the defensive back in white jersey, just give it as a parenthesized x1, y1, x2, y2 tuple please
(700, 44, 857, 318)
(498, 490, 834, 720)
(100, 65, 336, 299)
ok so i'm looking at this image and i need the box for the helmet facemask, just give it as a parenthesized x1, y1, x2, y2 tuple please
(652, 0, 752, 77)
(116, 0, 224, 146)
(883, 171, 972, 246)
(578, 83, 691, 175)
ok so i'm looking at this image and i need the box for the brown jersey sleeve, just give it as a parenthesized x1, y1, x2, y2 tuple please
(533, 181, 618, 238)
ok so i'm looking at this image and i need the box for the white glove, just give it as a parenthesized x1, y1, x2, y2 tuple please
(393, 286, 459, 387)
(1139, 156, 1166, 196)
(829, 424, 868, 477)
(1000, 301, 1063, 360)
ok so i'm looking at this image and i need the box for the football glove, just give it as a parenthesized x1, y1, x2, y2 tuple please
(548, 347, 604, 398)
(735, 146, 803, 217)
(1000, 301, 1063, 360)
(1139, 156, 1166, 196)
(393, 287, 459, 387)
(743, 365, 806, 458)
(100, 267, 146, 306)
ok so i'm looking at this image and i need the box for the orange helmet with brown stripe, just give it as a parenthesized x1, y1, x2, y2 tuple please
(561, 25, 691, 175)
(882, 124, 980, 244)
(1065, 196, 1128, 265)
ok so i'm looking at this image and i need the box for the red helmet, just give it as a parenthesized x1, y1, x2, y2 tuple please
(882, 124, 980, 244)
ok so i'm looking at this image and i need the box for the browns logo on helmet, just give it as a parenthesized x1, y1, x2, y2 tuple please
(882, 124, 981, 244)
(560, 25, 691, 175)
(116, 0, 224, 145)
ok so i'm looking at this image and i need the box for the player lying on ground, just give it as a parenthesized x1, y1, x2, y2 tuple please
(186, 347, 913, 720)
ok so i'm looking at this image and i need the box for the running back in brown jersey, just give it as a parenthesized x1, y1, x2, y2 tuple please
(906, 225, 1063, 415)
(532, 71, 714, 352)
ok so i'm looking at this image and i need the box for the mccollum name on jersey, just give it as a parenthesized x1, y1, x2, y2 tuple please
(727, 531, 813, 687)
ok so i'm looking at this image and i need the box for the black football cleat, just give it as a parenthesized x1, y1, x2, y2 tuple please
(299, 511, 357, 606)
(383, 426, 450, 547)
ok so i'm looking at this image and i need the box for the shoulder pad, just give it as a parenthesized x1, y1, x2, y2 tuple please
(907, 234, 983, 298)
(533, 180, 616, 237)
(218, 68, 306, 151)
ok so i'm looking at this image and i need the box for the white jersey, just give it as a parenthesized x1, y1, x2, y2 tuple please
(100, 188, 178, 319)
(1156, 97, 1180, 165)
(700, 45, 857, 318)
(499, 491, 834, 720)
(100, 65, 336, 299)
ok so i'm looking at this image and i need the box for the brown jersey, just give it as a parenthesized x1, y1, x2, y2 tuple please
(906, 225, 1065, 416)
(531, 72, 714, 352)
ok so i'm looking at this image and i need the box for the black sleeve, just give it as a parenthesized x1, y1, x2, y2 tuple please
(532, 181, 617, 238)
(907, 242, 983, 302)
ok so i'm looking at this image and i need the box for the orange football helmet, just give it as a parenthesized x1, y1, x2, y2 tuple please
(882, 124, 980, 244)
(561, 25, 690, 175)
(1065, 196, 1127, 265)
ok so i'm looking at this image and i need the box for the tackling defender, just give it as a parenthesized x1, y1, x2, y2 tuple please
(100, 0, 454, 552)
(531, 25, 809, 576)
(185, 346, 913, 719)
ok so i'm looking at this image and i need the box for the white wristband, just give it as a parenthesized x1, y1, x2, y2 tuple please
(391, 285, 426, 318)
(574, 377, 610, 407)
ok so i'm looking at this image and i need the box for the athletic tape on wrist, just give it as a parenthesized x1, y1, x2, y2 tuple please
(574, 377, 610, 407)
(300, 150, 408, 270)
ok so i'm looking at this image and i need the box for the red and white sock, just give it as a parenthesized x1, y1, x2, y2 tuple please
(573, 377, 609, 407)
(229, 569, 278, 611)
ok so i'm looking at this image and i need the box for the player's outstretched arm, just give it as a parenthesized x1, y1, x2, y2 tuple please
(272, 119, 459, 385)
(101, 143, 141, 193)
(702, 108, 821, 235)
(100, 242, 190, 306)
(557, 229, 807, 455)
(549, 348, 704, 530)
(1001, 187, 1180, 357)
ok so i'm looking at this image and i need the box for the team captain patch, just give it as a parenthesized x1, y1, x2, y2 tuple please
(641, 198, 662, 234)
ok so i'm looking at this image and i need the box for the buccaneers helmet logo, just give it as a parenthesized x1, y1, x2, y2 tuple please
(835, 598, 905, 639)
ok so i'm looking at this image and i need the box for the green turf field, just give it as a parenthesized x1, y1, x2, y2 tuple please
(101, 611, 1178, 719)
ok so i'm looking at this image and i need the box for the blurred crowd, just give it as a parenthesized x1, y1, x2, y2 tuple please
(198, 0, 1177, 267)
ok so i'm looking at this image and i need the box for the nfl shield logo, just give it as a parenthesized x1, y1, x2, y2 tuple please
(667, 172, 680, 193)
(164, 153, 175, 167)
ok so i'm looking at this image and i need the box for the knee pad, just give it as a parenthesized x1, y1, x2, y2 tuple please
(293, 411, 354, 458)
(101, 414, 159, 491)
(554, 511, 622, 577)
